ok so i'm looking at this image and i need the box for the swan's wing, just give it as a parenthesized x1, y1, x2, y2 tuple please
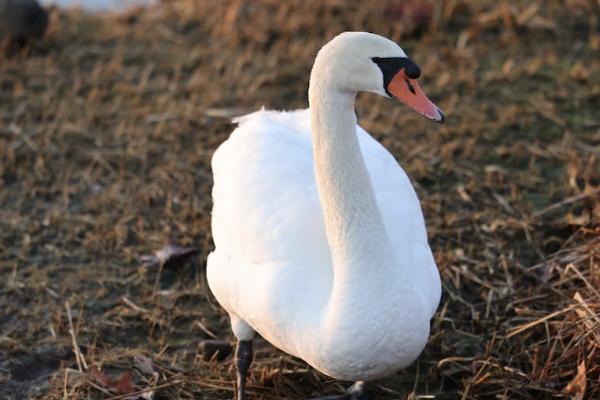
(358, 127, 441, 316)
(208, 110, 333, 350)
(211, 109, 329, 267)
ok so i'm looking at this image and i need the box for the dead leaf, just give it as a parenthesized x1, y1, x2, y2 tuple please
(563, 361, 586, 400)
(114, 372, 134, 395)
(91, 367, 134, 395)
(140, 244, 198, 269)
(92, 366, 113, 389)
(133, 354, 155, 376)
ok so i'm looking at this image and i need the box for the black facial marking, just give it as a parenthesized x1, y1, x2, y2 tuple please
(372, 57, 422, 96)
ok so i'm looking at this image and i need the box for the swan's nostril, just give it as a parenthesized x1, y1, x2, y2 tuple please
(405, 78, 416, 95)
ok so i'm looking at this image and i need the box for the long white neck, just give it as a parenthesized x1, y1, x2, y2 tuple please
(308, 61, 397, 304)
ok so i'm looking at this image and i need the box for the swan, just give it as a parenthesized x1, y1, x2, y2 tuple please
(207, 31, 443, 399)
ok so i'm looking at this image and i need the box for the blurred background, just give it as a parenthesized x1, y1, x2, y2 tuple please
(39, 0, 154, 11)
(0, 0, 598, 399)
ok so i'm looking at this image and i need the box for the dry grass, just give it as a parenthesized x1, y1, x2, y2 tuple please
(0, 0, 598, 399)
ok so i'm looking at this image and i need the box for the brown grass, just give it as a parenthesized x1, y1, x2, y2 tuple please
(0, 0, 598, 399)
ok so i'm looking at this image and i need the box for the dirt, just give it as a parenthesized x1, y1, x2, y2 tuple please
(0, 0, 598, 399)
(0, 346, 72, 399)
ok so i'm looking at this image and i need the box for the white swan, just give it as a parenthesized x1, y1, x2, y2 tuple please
(207, 31, 443, 399)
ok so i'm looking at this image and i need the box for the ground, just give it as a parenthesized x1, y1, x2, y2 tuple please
(0, 1, 598, 399)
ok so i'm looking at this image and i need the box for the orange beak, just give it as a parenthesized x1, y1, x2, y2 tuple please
(388, 69, 444, 123)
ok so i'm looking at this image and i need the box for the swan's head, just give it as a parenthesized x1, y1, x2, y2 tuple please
(311, 31, 444, 123)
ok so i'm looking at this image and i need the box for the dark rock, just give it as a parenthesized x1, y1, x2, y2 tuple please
(0, 0, 48, 51)
(198, 339, 232, 362)
(0, 346, 72, 400)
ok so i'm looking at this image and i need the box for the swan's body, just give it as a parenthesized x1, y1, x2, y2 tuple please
(207, 32, 443, 395)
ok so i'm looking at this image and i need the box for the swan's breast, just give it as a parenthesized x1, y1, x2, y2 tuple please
(301, 288, 432, 381)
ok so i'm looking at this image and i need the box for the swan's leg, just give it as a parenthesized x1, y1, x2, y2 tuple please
(230, 314, 256, 400)
(308, 381, 368, 400)
(235, 339, 253, 399)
